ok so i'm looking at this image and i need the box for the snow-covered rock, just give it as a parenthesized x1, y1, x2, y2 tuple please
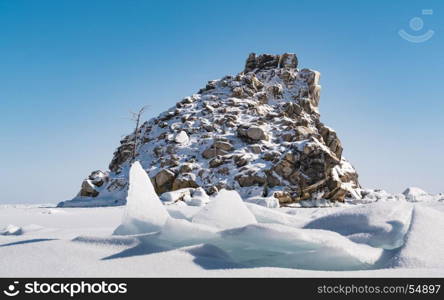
(244, 196, 280, 208)
(62, 52, 360, 207)
(160, 188, 194, 203)
(160, 187, 210, 206)
(113, 162, 169, 235)
(174, 130, 189, 145)
(352, 188, 406, 204)
(0, 224, 23, 236)
(185, 187, 210, 206)
(192, 190, 257, 229)
(402, 187, 432, 202)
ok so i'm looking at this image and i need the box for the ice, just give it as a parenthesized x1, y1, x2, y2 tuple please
(3, 188, 444, 276)
(192, 190, 257, 229)
(245, 203, 307, 227)
(218, 223, 383, 270)
(158, 217, 218, 246)
(304, 202, 413, 249)
(0, 224, 23, 236)
(113, 162, 169, 235)
(0, 198, 444, 277)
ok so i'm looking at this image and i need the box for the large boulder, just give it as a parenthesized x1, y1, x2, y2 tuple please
(63, 52, 360, 207)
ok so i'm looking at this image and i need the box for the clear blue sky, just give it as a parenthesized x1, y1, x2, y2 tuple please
(0, 0, 442, 204)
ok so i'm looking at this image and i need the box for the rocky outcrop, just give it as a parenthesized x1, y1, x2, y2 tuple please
(60, 52, 360, 207)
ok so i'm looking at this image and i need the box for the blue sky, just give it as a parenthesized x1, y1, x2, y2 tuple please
(0, 0, 442, 204)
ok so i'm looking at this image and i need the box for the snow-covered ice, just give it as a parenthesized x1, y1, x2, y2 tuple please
(192, 190, 257, 229)
(304, 202, 413, 249)
(2, 179, 444, 277)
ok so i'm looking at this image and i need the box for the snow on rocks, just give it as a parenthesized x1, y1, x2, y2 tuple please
(353, 189, 406, 204)
(192, 190, 257, 229)
(63, 52, 361, 207)
(160, 188, 194, 203)
(160, 187, 210, 206)
(244, 196, 280, 208)
(174, 130, 189, 145)
(113, 162, 169, 235)
(186, 187, 210, 206)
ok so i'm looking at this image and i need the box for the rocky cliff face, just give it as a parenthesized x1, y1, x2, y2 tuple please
(59, 53, 360, 207)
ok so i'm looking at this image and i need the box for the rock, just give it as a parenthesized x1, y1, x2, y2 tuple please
(154, 169, 176, 194)
(107, 178, 127, 193)
(202, 147, 229, 159)
(160, 188, 193, 203)
(186, 187, 210, 206)
(402, 187, 431, 202)
(267, 84, 283, 98)
(65, 52, 360, 207)
(279, 53, 298, 69)
(174, 131, 189, 144)
(246, 127, 267, 141)
(172, 173, 199, 190)
(318, 124, 343, 158)
(109, 136, 134, 172)
(295, 126, 316, 140)
(249, 145, 262, 154)
(273, 191, 295, 204)
(236, 173, 266, 187)
(213, 141, 234, 152)
(209, 157, 225, 168)
(79, 180, 99, 197)
(263, 151, 280, 162)
(87, 170, 107, 187)
(0, 224, 23, 236)
(179, 163, 193, 173)
(244, 53, 280, 73)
